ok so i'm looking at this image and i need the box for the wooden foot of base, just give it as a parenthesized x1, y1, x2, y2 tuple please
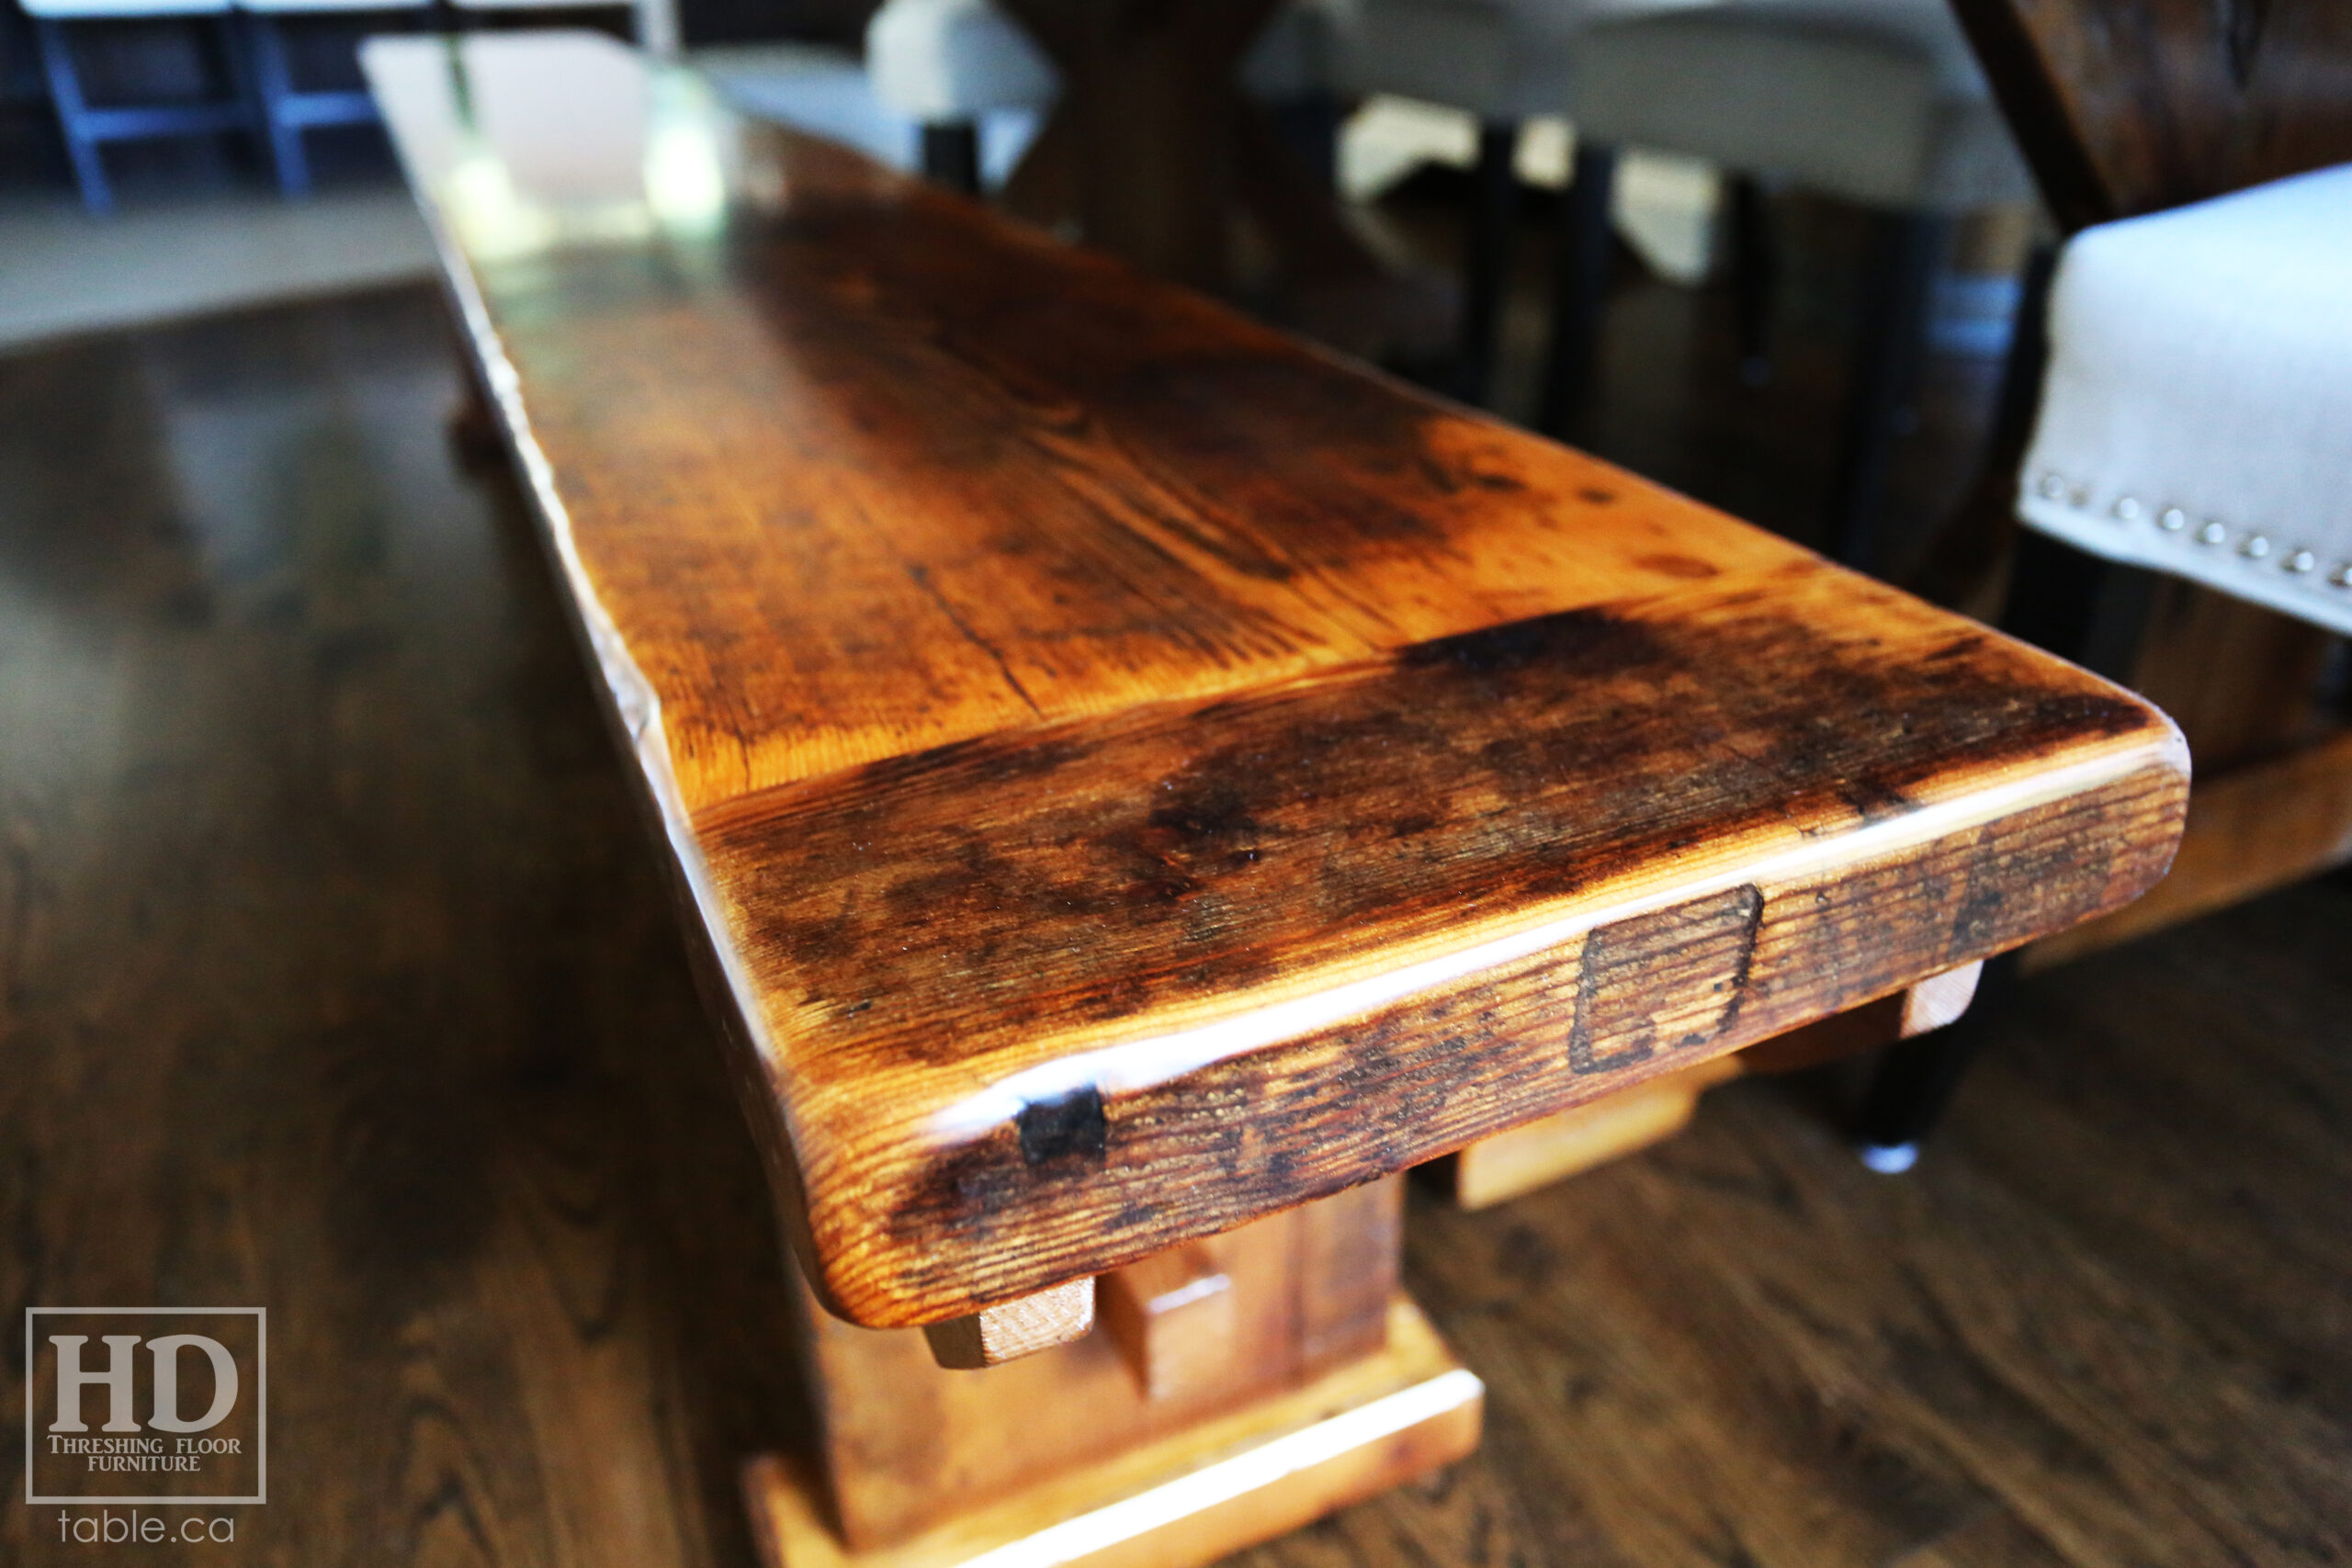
(743, 1299, 1480, 1568)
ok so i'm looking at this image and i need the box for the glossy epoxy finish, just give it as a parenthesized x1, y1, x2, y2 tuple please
(367, 33, 2188, 1326)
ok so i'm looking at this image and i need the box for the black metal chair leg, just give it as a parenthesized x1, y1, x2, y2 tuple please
(1826, 208, 1948, 571)
(1726, 172, 1774, 387)
(921, 121, 982, 196)
(1856, 954, 2018, 1170)
(1534, 141, 1616, 439)
(1453, 118, 1520, 407)
(1855, 491, 2154, 1171)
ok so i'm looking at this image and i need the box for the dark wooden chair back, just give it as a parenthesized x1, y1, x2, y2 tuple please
(1949, 0, 2352, 229)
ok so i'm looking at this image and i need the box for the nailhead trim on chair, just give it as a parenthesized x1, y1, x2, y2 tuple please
(2034, 468, 2352, 603)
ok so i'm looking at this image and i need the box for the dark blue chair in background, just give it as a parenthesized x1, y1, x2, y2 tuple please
(235, 0, 425, 195)
(25, 0, 268, 213)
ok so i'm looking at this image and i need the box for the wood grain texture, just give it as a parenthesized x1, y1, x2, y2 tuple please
(788, 1181, 1403, 1549)
(1738, 962, 1986, 1076)
(746, 1300, 1480, 1568)
(0, 289, 804, 1568)
(6, 288, 2349, 1568)
(922, 1279, 1098, 1370)
(2029, 726, 2352, 968)
(1342, 894, 2352, 1568)
(707, 579, 2185, 1322)
(1101, 1241, 1238, 1400)
(367, 33, 2188, 1328)
(1442, 964, 1983, 1207)
(1442, 1056, 1742, 1211)
(1948, 0, 2352, 229)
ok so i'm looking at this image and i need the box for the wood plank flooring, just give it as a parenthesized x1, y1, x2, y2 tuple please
(4, 285, 2347, 1568)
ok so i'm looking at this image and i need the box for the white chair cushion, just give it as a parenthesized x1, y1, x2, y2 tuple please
(866, 0, 1054, 119)
(2019, 164, 2352, 637)
(1324, 0, 1687, 121)
(1328, 0, 1554, 120)
(22, 0, 231, 17)
(865, 0, 1333, 122)
(1327, 0, 1731, 123)
(1725, 0, 1991, 96)
(1568, 4, 2033, 210)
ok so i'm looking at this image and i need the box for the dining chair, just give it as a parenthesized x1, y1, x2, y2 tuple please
(1324, 0, 2035, 569)
(234, 0, 429, 195)
(25, 0, 269, 214)
(1550, 0, 2037, 567)
(1320, 0, 1652, 404)
(864, 0, 1054, 190)
(1857, 0, 2352, 1171)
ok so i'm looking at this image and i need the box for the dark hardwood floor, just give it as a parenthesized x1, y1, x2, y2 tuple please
(3, 282, 2347, 1568)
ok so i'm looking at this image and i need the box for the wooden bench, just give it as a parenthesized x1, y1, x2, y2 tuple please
(367, 31, 2188, 1568)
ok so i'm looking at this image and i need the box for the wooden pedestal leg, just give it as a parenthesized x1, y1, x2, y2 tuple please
(743, 1177, 1482, 1568)
(1437, 965, 1984, 1208)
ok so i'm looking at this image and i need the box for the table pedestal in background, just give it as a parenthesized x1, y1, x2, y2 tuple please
(996, 0, 1385, 300)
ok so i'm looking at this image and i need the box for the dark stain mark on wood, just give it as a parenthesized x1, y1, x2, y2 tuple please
(680, 567, 2190, 1318)
(383, 54, 2191, 1325)
(705, 584, 2163, 1101)
(861, 758, 2182, 1320)
(1016, 1088, 1108, 1167)
(1635, 552, 1721, 580)
(1395, 607, 1650, 678)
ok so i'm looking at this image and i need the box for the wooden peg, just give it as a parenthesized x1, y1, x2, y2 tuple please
(1100, 1241, 1236, 1400)
(1899, 961, 1983, 1034)
(922, 1278, 1097, 1370)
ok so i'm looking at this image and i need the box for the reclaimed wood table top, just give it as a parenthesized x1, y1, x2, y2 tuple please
(365, 31, 2188, 1331)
